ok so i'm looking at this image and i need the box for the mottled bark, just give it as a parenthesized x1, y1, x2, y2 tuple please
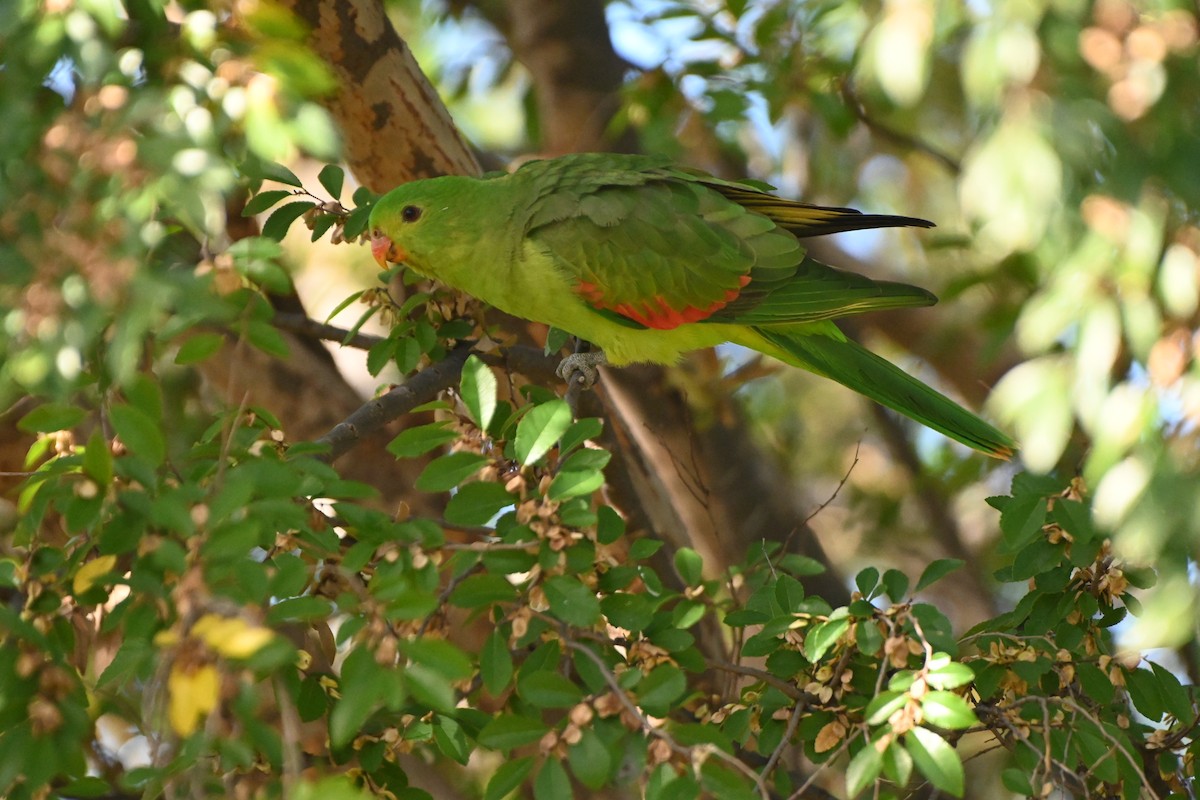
(277, 0, 482, 187)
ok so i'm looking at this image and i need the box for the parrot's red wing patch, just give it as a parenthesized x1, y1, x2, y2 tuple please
(576, 277, 750, 330)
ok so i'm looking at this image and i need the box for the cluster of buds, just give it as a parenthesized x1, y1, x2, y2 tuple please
(17, 647, 77, 736)
(538, 702, 597, 758)
(1070, 545, 1129, 607)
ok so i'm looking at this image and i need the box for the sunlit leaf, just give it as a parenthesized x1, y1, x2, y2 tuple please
(514, 399, 571, 466)
(905, 727, 964, 796)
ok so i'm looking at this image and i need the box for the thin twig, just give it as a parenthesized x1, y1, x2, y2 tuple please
(273, 310, 386, 351)
(761, 700, 804, 779)
(839, 79, 962, 175)
(781, 441, 859, 557)
(709, 659, 808, 702)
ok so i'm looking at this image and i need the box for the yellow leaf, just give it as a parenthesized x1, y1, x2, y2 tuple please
(193, 614, 275, 659)
(167, 663, 219, 736)
(73, 555, 117, 595)
(814, 719, 846, 753)
(153, 629, 180, 648)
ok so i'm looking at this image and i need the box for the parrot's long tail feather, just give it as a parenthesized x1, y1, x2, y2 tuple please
(757, 328, 1016, 458)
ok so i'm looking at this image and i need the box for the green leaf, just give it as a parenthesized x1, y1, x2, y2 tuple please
(318, 164, 344, 199)
(263, 201, 315, 241)
(18, 403, 86, 433)
(925, 662, 976, 690)
(329, 649, 390, 748)
(534, 758, 571, 800)
(846, 741, 883, 796)
(174, 332, 226, 365)
(558, 417, 603, 455)
(415, 452, 489, 493)
(444, 482, 514, 526)
(387, 422, 458, 459)
(228, 235, 285, 262)
(110, 404, 166, 465)
(881, 738, 913, 786)
(82, 429, 113, 486)
(1000, 767, 1034, 795)
(291, 776, 377, 800)
(267, 596, 334, 622)
(244, 319, 291, 357)
(1076, 662, 1115, 705)
(916, 559, 965, 592)
(365, 337, 395, 377)
(920, 691, 977, 729)
(242, 189, 293, 216)
(481, 630, 513, 696)
(856, 619, 884, 656)
(699, 761, 758, 800)
(636, 664, 686, 717)
(59, 777, 118, 798)
(514, 399, 572, 466)
(568, 728, 613, 790)
(238, 256, 292, 294)
(671, 599, 705, 630)
(433, 715, 470, 765)
(547, 448, 611, 500)
(864, 691, 907, 726)
(601, 592, 656, 632)
(543, 575, 600, 626)
(544, 327, 572, 356)
(997, 485, 1048, 551)
(905, 727, 964, 796)
(343, 202, 373, 241)
(1149, 661, 1193, 723)
(449, 574, 518, 608)
(405, 662, 457, 713)
(629, 538, 663, 560)
(547, 467, 606, 501)
(477, 714, 548, 752)
(674, 548, 704, 586)
(1053, 498, 1095, 543)
(518, 670, 584, 709)
(855, 566, 879, 597)
(804, 614, 850, 662)
(96, 637, 153, 689)
(404, 638, 473, 681)
(881, 568, 909, 602)
(460, 355, 497, 432)
(325, 289, 366, 323)
(484, 756, 535, 800)
(250, 160, 303, 187)
(1125, 666, 1166, 721)
(309, 214, 337, 242)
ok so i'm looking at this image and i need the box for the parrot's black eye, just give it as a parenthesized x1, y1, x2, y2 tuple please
(401, 205, 422, 223)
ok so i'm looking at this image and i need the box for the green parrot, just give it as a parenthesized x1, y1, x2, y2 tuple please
(369, 153, 1014, 458)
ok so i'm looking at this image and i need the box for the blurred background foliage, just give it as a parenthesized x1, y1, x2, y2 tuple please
(2, 0, 1200, 796)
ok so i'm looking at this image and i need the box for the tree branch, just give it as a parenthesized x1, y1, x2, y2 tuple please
(312, 343, 474, 462)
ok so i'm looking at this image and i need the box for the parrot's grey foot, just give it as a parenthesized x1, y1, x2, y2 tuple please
(557, 350, 608, 389)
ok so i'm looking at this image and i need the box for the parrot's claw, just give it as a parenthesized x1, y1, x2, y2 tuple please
(556, 350, 608, 389)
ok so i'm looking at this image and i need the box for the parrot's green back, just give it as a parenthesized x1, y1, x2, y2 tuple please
(369, 153, 1015, 458)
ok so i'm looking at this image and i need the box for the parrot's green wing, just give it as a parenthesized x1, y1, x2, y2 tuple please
(513, 154, 934, 331)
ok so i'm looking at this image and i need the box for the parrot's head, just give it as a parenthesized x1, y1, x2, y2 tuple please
(369, 175, 476, 277)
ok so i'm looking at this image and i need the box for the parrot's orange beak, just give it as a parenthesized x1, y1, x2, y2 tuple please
(371, 232, 405, 268)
